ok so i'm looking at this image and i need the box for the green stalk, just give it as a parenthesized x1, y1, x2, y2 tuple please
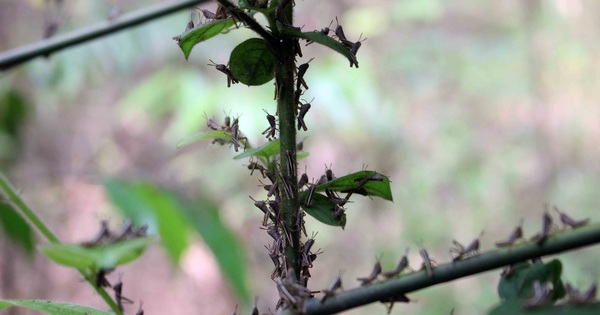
(0, 0, 211, 68)
(0, 172, 123, 315)
(273, 3, 301, 278)
(277, 223, 600, 314)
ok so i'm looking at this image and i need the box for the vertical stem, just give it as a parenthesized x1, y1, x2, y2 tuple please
(274, 2, 301, 278)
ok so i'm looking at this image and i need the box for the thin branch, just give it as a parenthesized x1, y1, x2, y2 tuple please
(0, 0, 211, 69)
(0, 172, 124, 315)
(215, 0, 276, 44)
(277, 223, 600, 314)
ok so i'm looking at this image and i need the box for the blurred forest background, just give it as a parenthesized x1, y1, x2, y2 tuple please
(1, 0, 600, 314)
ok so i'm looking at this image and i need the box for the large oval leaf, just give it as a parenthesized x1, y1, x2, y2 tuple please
(177, 19, 237, 59)
(229, 38, 275, 86)
(0, 300, 114, 315)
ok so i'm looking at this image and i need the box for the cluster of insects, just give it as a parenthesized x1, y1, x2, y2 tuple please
(81, 220, 147, 314)
(172, 4, 235, 43)
(205, 114, 248, 152)
(338, 206, 592, 313)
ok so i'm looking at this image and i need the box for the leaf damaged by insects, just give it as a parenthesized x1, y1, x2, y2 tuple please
(176, 19, 237, 59)
(315, 170, 393, 201)
(299, 192, 346, 228)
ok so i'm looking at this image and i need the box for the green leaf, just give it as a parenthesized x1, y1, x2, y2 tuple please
(105, 180, 250, 303)
(177, 198, 250, 303)
(229, 38, 275, 86)
(104, 180, 190, 265)
(0, 202, 35, 255)
(297, 151, 310, 160)
(0, 300, 115, 315)
(280, 26, 358, 67)
(498, 260, 565, 301)
(178, 19, 237, 59)
(177, 130, 232, 149)
(314, 170, 393, 201)
(299, 192, 346, 228)
(488, 299, 600, 315)
(233, 139, 280, 160)
(39, 237, 155, 270)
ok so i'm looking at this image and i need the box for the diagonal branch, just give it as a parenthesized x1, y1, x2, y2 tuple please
(0, 0, 211, 69)
(276, 223, 600, 314)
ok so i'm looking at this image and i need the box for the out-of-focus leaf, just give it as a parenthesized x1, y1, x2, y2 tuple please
(0, 300, 114, 315)
(299, 192, 346, 228)
(177, 19, 237, 59)
(229, 38, 275, 86)
(233, 139, 279, 160)
(0, 202, 34, 255)
(488, 299, 600, 315)
(498, 260, 565, 301)
(39, 237, 155, 270)
(105, 180, 249, 302)
(297, 152, 309, 160)
(279, 26, 358, 67)
(314, 170, 393, 201)
(104, 180, 190, 265)
(175, 198, 250, 303)
(177, 130, 232, 149)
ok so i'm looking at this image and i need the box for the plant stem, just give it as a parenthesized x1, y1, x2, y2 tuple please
(0, 0, 211, 69)
(0, 173, 59, 244)
(273, 10, 301, 277)
(276, 223, 600, 314)
(0, 172, 123, 315)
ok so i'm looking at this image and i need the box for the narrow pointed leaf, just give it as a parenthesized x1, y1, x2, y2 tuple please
(0, 300, 114, 315)
(233, 139, 279, 159)
(314, 170, 393, 201)
(280, 26, 358, 67)
(104, 180, 190, 265)
(229, 38, 275, 86)
(299, 192, 346, 228)
(177, 198, 250, 303)
(177, 19, 237, 59)
(177, 130, 232, 149)
(39, 237, 155, 270)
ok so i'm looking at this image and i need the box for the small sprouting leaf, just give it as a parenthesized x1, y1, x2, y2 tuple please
(177, 19, 237, 59)
(229, 38, 275, 86)
(280, 26, 358, 67)
(498, 260, 565, 301)
(0, 202, 35, 255)
(300, 192, 346, 228)
(40, 237, 155, 270)
(0, 300, 114, 315)
(233, 139, 279, 160)
(177, 130, 232, 149)
(314, 170, 393, 201)
(297, 152, 310, 160)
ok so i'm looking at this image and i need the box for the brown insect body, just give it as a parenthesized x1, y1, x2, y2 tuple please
(208, 60, 239, 87)
(521, 281, 550, 309)
(554, 206, 589, 229)
(495, 221, 523, 247)
(419, 247, 434, 277)
(382, 249, 410, 278)
(297, 102, 311, 131)
(357, 258, 382, 286)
